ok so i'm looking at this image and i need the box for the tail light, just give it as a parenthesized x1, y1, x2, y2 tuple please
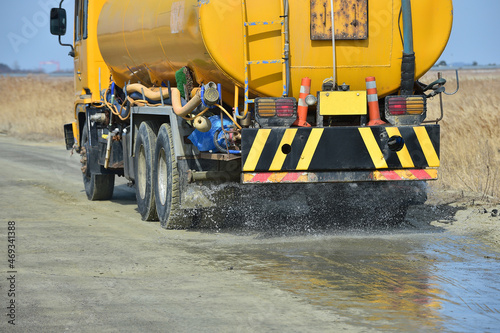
(276, 99, 295, 117)
(406, 97, 426, 115)
(385, 95, 427, 125)
(255, 97, 297, 127)
(386, 96, 426, 116)
(255, 98, 276, 117)
(386, 97, 407, 115)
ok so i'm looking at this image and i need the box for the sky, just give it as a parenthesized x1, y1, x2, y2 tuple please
(0, 0, 499, 71)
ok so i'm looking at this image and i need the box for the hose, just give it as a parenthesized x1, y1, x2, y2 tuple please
(102, 87, 130, 121)
(126, 83, 170, 100)
(214, 104, 242, 130)
(170, 87, 202, 117)
(213, 127, 228, 153)
(125, 83, 202, 118)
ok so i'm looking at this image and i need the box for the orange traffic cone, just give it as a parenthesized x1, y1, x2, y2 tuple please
(366, 77, 386, 126)
(292, 77, 312, 127)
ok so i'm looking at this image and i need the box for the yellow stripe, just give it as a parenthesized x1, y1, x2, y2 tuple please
(395, 169, 417, 180)
(296, 128, 324, 170)
(358, 128, 388, 169)
(243, 129, 271, 171)
(296, 173, 309, 182)
(385, 127, 414, 168)
(269, 129, 297, 171)
(242, 173, 255, 182)
(414, 127, 440, 167)
(425, 169, 438, 179)
(268, 172, 288, 182)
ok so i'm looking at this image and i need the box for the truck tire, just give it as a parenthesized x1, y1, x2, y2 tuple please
(154, 123, 193, 229)
(134, 121, 159, 221)
(81, 124, 115, 200)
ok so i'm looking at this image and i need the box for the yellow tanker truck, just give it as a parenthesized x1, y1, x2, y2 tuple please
(50, 0, 453, 228)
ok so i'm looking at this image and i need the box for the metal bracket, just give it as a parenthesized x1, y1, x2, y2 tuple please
(443, 70, 460, 96)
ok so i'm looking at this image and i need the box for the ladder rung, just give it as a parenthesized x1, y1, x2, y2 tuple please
(241, 0, 287, 114)
(246, 59, 283, 65)
(244, 20, 283, 27)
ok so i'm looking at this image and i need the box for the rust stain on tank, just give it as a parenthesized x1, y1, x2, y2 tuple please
(310, 0, 368, 40)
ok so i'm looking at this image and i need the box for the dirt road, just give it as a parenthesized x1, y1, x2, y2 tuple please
(1, 136, 499, 332)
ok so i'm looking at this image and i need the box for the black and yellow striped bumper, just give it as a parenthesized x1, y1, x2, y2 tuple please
(241, 125, 440, 173)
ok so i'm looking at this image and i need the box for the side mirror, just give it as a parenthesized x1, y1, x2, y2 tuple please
(50, 3, 74, 57)
(50, 8, 67, 36)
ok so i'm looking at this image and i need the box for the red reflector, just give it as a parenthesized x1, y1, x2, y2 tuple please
(387, 97, 406, 115)
(276, 99, 295, 117)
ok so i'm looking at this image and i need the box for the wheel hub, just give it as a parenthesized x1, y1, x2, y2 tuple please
(158, 148, 168, 206)
(137, 146, 147, 200)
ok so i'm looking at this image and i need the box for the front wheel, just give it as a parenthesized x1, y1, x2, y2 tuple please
(80, 123, 115, 200)
(154, 123, 193, 229)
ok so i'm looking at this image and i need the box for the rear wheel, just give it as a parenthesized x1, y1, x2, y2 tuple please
(154, 123, 193, 229)
(134, 121, 159, 221)
(81, 123, 115, 200)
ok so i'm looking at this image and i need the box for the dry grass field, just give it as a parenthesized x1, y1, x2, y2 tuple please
(423, 69, 500, 199)
(0, 75, 74, 141)
(0, 71, 499, 197)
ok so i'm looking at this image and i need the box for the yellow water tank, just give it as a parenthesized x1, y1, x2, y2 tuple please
(97, 0, 452, 101)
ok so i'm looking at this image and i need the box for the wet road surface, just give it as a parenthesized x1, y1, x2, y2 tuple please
(1, 136, 499, 332)
(178, 229, 500, 332)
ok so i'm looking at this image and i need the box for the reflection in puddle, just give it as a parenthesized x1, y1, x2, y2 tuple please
(219, 233, 500, 332)
(425, 236, 500, 332)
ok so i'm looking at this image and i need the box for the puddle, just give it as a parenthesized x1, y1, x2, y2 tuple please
(184, 229, 500, 332)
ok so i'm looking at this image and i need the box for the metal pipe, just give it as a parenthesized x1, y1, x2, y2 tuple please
(423, 72, 445, 124)
(283, 0, 290, 96)
(401, 0, 414, 54)
(400, 0, 415, 96)
(330, 0, 336, 84)
(444, 70, 460, 96)
(233, 85, 239, 118)
(99, 67, 102, 100)
(104, 121, 113, 169)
